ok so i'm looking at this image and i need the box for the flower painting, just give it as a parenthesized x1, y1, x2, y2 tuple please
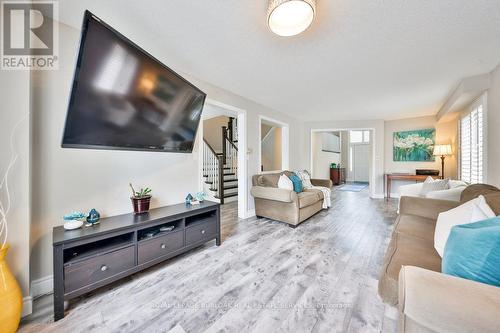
(393, 129, 435, 162)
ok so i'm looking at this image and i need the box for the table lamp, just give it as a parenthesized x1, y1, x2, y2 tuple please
(433, 144, 452, 179)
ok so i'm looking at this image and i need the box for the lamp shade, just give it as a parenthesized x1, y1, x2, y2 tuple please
(267, 0, 316, 37)
(433, 144, 452, 156)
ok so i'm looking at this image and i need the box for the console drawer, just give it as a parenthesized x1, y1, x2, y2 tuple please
(185, 218, 217, 244)
(138, 230, 184, 265)
(64, 245, 135, 294)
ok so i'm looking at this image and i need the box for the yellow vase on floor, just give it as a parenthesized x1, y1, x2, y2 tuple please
(0, 244, 22, 333)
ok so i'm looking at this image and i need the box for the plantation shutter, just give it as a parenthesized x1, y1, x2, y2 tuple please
(460, 103, 484, 184)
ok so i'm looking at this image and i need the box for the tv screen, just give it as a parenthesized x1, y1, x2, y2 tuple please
(62, 11, 206, 153)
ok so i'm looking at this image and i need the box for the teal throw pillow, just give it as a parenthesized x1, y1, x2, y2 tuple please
(442, 216, 500, 287)
(289, 173, 303, 193)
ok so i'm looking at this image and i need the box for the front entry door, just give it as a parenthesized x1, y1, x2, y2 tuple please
(353, 144, 370, 182)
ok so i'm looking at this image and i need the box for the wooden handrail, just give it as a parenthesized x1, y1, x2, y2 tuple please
(225, 136, 238, 151)
(203, 138, 218, 156)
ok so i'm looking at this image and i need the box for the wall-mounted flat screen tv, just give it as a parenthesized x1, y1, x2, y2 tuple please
(62, 11, 206, 153)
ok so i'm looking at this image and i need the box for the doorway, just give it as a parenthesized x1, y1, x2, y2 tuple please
(198, 99, 248, 219)
(310, 128, 375, 196)
(351, 145, 370, 182)
(259, 116, 289, 172)
(348, 130, 371, 183)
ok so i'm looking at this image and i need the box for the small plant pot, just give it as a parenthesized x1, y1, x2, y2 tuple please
(131, 196, 151, 214)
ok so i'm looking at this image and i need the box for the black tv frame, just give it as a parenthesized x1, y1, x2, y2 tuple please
(61, 10, 206, 153)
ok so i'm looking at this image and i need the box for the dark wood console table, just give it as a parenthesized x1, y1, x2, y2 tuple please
(52, 201, 220, 321)
(385, 174, 440, 199)
(330, 168, 346, 185)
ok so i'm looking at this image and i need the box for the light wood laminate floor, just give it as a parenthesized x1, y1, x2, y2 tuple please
(20, 187, 399, 333)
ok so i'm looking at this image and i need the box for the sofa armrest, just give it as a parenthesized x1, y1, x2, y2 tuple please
(399, 266, 500, 333)
(310, 179, 333, 188)
(425, 186, 465, 202)
(399, 196, 460, 220)
(250, 186, 297, 203)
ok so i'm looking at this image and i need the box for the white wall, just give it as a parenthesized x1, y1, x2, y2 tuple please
(29, 21, 303, 285)
(203, 115, 229, 152)
(487, 63, 500, 187)
(261, 127, 282, 171)
(302, 120, 385, 197)
(384, 116, 458, 195)
(0, 70, 31, 313)
(340, 131, 349, 168)
(312, 132, 341, 179)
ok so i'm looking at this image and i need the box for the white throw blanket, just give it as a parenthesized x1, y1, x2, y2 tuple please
(295, 170, 331, 209)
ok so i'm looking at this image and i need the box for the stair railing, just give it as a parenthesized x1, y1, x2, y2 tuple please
(203, 139, 224, 203)
(222, 126, 238, 174)
(227, 117, 238, 143)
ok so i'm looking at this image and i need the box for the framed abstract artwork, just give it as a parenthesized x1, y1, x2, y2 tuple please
(393, 129, 435, 162)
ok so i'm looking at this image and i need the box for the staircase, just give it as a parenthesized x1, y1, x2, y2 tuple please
(203, 117, 238, 204)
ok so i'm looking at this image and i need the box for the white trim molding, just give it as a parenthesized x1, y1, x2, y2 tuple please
(31, 274, 54, 298)
(201, 98, 248, 220)
(245, 209, 256, 219)
(22, 296, 33, 317)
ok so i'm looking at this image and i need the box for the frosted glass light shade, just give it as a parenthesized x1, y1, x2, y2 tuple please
(267, 0, 316, 37)
(433, 144, 452, 156)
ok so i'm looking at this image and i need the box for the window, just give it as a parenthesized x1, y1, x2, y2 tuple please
(349, 130, 370, 144)
(460, 101, 484, 184)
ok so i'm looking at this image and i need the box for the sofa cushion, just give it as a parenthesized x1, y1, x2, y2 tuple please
(289, 173, 303, 193)
(434, 196, 496, 257)
(443, 217, 500, 287)
(379, 216, 442, 305)
(298, 191, 319, 208)
(420, 177, 450, 196)
(395, 214, 436, 242)
(277, 174, 293, 190)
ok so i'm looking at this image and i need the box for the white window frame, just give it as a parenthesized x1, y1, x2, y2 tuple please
(459, 93, 488, 184)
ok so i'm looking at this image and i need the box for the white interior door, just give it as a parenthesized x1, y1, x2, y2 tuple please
(353, 145, 370, 182)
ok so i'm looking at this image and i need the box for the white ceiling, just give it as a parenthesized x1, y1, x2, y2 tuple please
(58, 0, 500, 121)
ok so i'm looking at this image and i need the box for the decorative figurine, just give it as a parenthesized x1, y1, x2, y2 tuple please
(185, 193, 194, 205)
(195, 191, 206, 203)
(63, 211, 86, 230)
(86, 208, 101, 226)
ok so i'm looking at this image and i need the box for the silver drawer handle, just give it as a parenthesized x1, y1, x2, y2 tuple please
(201, 229, 206, 234)
(101, 265, 108, 272)
(161, 244, 166, 249)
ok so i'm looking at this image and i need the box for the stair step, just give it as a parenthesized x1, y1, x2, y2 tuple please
(215, 192, 238, 199)
(209, 185, 238, 192)
(224, 178, 237, 183)
(224, 172, 236, 176)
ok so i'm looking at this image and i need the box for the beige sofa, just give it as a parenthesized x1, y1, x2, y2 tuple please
(250, 171, 332, 227)
(379, 185, 500, 332)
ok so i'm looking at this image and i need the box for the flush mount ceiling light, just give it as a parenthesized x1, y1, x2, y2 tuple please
(267, 0, 316, 37)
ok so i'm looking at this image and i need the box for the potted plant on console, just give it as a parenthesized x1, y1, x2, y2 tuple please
(129, 183, 152, 214)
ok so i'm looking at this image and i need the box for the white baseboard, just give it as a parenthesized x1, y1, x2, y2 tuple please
(245, 209, 256, 219)
(370, 193, 385, 199)
(22, 296, 32, 317)
(390, 192, 400, 198)
(31, 275, 53, 298)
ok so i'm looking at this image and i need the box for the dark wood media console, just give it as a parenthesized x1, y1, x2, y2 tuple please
(52, 201, 220, 321)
